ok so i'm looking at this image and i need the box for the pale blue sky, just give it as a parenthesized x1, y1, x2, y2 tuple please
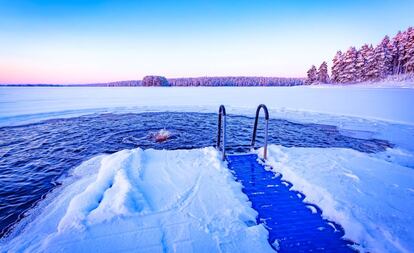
(0, 0, 413, 84)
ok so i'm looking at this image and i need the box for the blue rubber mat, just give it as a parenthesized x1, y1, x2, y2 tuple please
(226, 154, 356, 252)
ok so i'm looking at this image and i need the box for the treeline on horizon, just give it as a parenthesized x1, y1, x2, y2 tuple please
(88, 76, 304, 87)
(1, 76, 304, 87)
(166, 76, 303, 86)
(306, 26, 414, 84)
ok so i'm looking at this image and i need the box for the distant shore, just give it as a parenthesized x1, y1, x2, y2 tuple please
(1, 73, 413, 87)
(0, 76, 305, 87)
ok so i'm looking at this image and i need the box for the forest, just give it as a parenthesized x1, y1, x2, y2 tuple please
(306, 27, 414, 84)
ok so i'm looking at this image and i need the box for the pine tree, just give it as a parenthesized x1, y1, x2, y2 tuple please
(364, 45, 377, 80)
(306, 65, 318, 84)
(374, 36, 393, 79)
(311, 26, 414, 84)
(399, 30, 411, 74)
(331, 51, 343, 83)
(403, 27, 414, 73)
(355, 45, 368, 82)
(317, 61, 329, 83)
(341, 47, 358, 83)
(391, 31, 404, 74)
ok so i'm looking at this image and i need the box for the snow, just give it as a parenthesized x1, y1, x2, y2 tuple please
(1, 86, 413, 127)
(1, 148, 273, 253)
(313, 74, 414, 88)
(258, 145, 414, 253)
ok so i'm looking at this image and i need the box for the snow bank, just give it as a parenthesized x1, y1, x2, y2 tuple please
(1, 148, 273, 253)
(311, 74, 414, 89)
(259, 145, 414, 253)
(357, 73, 414, 88)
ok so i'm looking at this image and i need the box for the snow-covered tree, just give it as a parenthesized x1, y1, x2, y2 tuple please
(167, 77, 304, 86)
(341, 47, 358, 83)
(142, 76, 169, 86)
(399, 30, 411, 74)
(363, 45, 378, 80)
(306, 65, 318, 84)
(311, 26, 414, 84)
(355, 46, 367, 82)
(403, 27, 414, 73)
(317, 61, 329, 83)
(390, 31, 405, 75)
(331, 51, 344, 83)
(374, 36, 393, 79)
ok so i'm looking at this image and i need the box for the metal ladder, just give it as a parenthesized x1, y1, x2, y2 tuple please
(216, 104, 269, 160)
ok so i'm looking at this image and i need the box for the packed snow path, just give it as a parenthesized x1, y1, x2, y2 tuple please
(226, 154, 355, 252)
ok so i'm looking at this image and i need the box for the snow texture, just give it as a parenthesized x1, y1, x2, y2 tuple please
(1, 148, 273, 253)
(259, 145, 414, 253)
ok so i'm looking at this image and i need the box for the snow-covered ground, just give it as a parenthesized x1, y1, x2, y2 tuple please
(312, 74, 414, 89)
(1, 148, 273, 253)
(258, 145, 414, 253)
(3, 146, 413, 253)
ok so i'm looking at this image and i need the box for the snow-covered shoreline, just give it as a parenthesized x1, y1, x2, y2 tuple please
(0, 148, 273, 253)
(4, 145, 413, 253)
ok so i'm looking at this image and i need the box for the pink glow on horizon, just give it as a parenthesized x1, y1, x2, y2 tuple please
(0, 54, 303, 84)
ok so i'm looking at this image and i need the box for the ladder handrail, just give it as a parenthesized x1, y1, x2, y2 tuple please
(216, 105, 226, 161)
(251, 104, 269, 159)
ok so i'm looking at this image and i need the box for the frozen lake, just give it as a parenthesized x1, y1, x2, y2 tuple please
(1, 86, 414, 126)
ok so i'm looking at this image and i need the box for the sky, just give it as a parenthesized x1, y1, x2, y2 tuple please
(0, 0, 413, 84)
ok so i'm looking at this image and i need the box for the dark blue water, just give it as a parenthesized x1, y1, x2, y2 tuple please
(0, 112, 391, 238)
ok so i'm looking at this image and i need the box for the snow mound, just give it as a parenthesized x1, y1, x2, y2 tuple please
(1, 148, 273, 253)
(259, 145, 414, 253)
(58, 149, 147, 232)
